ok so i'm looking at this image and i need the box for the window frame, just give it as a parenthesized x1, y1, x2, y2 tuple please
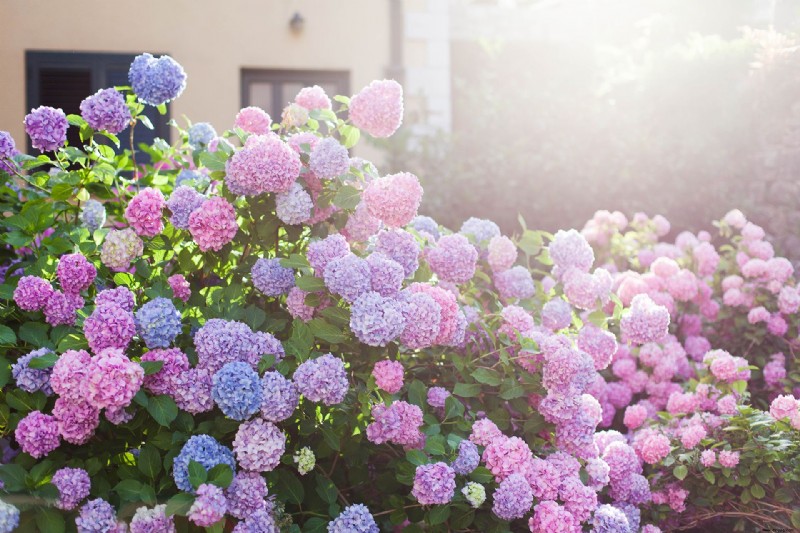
(240, 68, 350, 116)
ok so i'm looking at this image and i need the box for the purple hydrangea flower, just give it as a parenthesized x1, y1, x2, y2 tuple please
(328, 504, 379, 533)
(52, 467, 91, 510)
(350, 291, 406, 347)
(591, 504, 630, 533)
(129, 53, 187, 106)
(167, 185, 205, 229)
(232, 509, 278, 533)
(323, 253, 371, 303)
(24, 106, 68, 152)
(307, 234, 350, 275)
(426, 234, 479, 284)
(309, 137, 350, 179)
(399, 291, 441, 349)
(412, 462, 456, 505)
(176, 168, 210, 189)
(494, 265, 535, 300)
(130, 504, 175, 533)
(171, 367, 214, 414)
(460, 217, 500, 244)
(173, 435, 236, 493)
(135, 297, 182, 348)
(376, 229, 419, 277)
(80, 88, 132, 134)
(84, 303, 136, 353)
(293, 353, 348, 405)
(225, 471, 268, 519)
(427, 386, 450, 408)
(233, 418, 286, 472)
(451, 440, 480, 475)
(260, 371, 299, 422)
(95, 287, 135, 312)
(276, 182, 313, 225)
(13, 275, 53, 311)
(212, 362, 262, 421)
(57, 253, 97, 295)
(410, 215, 440, 240)
(251, 258, 295, 297)
(366, 400, 424, 448)
(11, 348, 53, 395)
(0, 131, 20, 174)
(75, 498, 119, 533)
(188, 483, 227, 527)
(366, 253, 404, 297)
(194, 319, 283, 373)
(492, 473, 533, 521)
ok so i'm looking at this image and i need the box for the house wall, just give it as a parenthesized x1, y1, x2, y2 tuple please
(0, 0, 392, 154)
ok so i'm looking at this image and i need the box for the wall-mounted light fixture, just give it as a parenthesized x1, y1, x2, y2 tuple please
(290, 12, 305, 34)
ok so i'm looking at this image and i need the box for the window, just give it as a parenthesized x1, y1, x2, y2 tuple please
(26, 51, 170, 154)
(241, 69, 350, 118)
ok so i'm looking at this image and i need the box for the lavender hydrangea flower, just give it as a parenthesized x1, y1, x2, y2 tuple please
(492, 473, 533, 521)
(24, 106, 68, 152)
(427, 386, 450, 408)
(591, 504, 630, 533)
(173, 435, 236, 493)
(233, 418, 286, 472)
(309, 137, 350, 179)
(366, 252, 404, 296)
(188, 122, 217, 149)
(275, 182, 313, 225)
(0, 131, 19, 174)
(307, 234, 350, 275)
(225, 471, 268, 519)
(11, 348, 53, 394)
(460, 217, 500, 245)
(251, 258, 295, 297)
(80, 88, 131, 134)
(212, 362, 262, 421)
(451, 440, 480, 475)
(260, 371, 299, 422)
(75, 498, 118, 533)
(350, 291, 406, 347)
(399, 291, 441, 349)
(135, 297, 182, 348)
(375, 229, 419, 277)
(167, 185, 205, 229)
(188, 483, 227, 527)
(129, 53, 187, 106)
(412, 462, 456, 505)
(324, 253, 371, 303)
(426, 234, 479, 284)
(79, 199, 106, 232)
(293, 353, 348, 405)
(52, 467, 90, 511)
(328, 504, 379, 533)
(410, 215, 440, 240)
(176, 169, 210, 189)
(95, 286, 135, 312)
(232, 509, 278, 533)
(495, 265, 535, 300)
(194, 318, 284, 373)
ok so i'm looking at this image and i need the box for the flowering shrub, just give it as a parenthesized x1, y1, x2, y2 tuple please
(0, 52, 797, 533)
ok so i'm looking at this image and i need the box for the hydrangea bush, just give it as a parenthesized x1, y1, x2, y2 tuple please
(0, 53, 797, 533)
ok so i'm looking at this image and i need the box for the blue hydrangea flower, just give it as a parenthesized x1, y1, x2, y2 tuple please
(11, 348, 53, 395)
(188, 122, 217, 150)
(176, 169, 210, 190)
(328, 503, 379, 533)
(128, 53, 187, 106)
(80, 200, 106, 233)
(212, 362, 262, 421)
(309, 137, 350, 179)
(79, 88, 132, 135)
(451, 440, 480, 475)
(459, 217, 500, 245)
(0, 500, 19, 533)
(135, 297, 182, 348)
(275, 183, 313, 225)
(173, 435, 236, 493)
(251, 258, 295, 297)
(410, 215, 440, 240)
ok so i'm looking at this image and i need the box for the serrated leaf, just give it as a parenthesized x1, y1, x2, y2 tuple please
(274, 469, 304, 504)
(0, 356, 9, 388)
(315, 474, 338, 504)
(471, 368, 501, 386)
(453, 382, 481, 398)
(199, 152, 226, 172)
(140, 360, 164, 375)
(295, 276, 326, 292)
(308, 318, 347, 344)
(35, 508, 64, 533)
(750, 484, 765, 499)
(188, 460, 208, 490)
(18, 322, 52, 349)
(408, 380, 427, 408)
(27, 352, 58, 369)
(138, 445, 161, 479)
(469, 466, 494, 483)
(0, 325, 17, 346)
(207, 463, 234, 489)
(427, 506, 450, 526)
(165, 493, 195, 517)
(114, 478, 144, 501)
(424, 435, 446, 456)
(405, 449, 428, 466)
(280, 254, 310, 270)
(303, 517, 328, 533)
(673, 465, 688, 481)
(702, 469, 715, 484)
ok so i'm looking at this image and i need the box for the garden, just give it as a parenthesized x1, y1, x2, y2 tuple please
(0, 51, 798, 533)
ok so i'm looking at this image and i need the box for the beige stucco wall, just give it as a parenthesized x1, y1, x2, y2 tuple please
(0, 0, 391, 154)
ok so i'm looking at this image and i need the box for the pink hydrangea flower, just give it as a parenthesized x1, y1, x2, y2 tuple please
(372, 360, 404, 394)
(349, 80, 403, 138)
(623, 405, 647, 430)
(101, 228, 144, 272)
(225, 134, 300, 196)
(700, 449, 716, 467)
(635, 431, 671, 464)
(295, 85, 332, 110)
(13, 276, 54, 311)
(482, 435, 534, 482)
(620, 294, 670, 344)
(125, 187, 166, 237)
(168, 274, 191, 302)
(57, 253, 97, 294)
(469, 418, 502, 447)
(487, 235, 517, 272)
(770, 394, 799, 420)
(234, 106, 271, 135)
(366, 401, 424, 448)
(528, 501, 581, 533)
(362, 172, 422, 228)
(426, 234, 479, 284)
(83, 303, 136, 353)
(85, 348, 145, 410)
(15, 411, 60, 458)
(188, 197, 238, 252)
(718, 450, 739, 468)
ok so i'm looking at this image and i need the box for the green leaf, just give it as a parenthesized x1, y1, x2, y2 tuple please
(0, 325, 16, 346)
(405, 449, 428, 466)
(444, 396, 464, 421)
(0, 464, 28, 491)
(6, 390, 46, 413)
(140, 360, 164, 375)
(147, 394, 178, 427)
(303, 517, 327, 533)
(319, 306, 349, 327)
(199, 152, 226, 172)
(157, 103, 167, 115)
(408, 380, 427, 408)
(322, 427, 341, 451)
(295, 276, 326, 292)
(332, 185, 361, 210)
(35, 508, 65, 533)
(340, 125, 361, 149)
(280, 254, 310, 270)
(469, 466, 494, 483)
(0, 356, 9, 388)
(471, 368, 501, 386)
(730, 380, 747, 395)
(207, 464, 234, 489)
(673, 465, 688, 481)
(18, 322, 52, 349)
(137, 445, 162, 479)
(791, 510, 800, 529)
(424, 435, 446, 456)
(274, 469, 305, 505)
(27, 352, 58, 369)
(188, 460, 208, 490)
(315, 474, 338, 504)
(750, 484, 765, 499)
(517, 229, 543, 257)
(453, 383, 481, 398)
(114, 479, 144, 501)
(165, 493, 195, 517)
(308, 318, 347, 344)
(499, 381, 525, 400)
(427, 506, 451, 526)
(702, 469, 715, 484)
(755, 466, 772, 485)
